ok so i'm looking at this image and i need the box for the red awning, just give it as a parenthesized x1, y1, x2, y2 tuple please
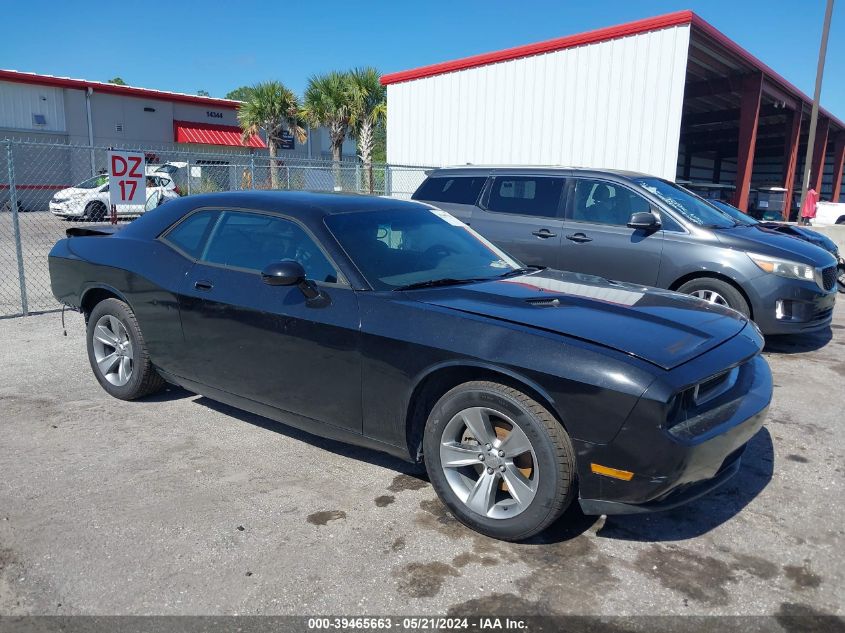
(173, 120, 266, 148)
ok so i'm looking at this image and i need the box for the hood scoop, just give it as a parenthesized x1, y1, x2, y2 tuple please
(525, 297, 563, 307)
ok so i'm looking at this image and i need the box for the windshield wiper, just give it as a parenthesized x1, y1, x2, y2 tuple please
(393, 277, 489, 291)
(496, 265, 546, 278)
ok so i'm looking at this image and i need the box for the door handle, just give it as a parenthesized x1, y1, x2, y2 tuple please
(531, 229, 557, 238)
(194, 280, 213, 291)
(565, 233, 593, 243)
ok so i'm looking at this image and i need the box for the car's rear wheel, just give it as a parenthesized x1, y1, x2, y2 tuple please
(678, 277, 750, 317)
(84, 201, 107, 222)
(86, 298, 165, 400)
(423, 381, 576, 541)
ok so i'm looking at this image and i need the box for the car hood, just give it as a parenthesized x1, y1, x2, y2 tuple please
(713, 225, 836, 267)
(407, 270, 749, 370)
(53, 187, 93, 199)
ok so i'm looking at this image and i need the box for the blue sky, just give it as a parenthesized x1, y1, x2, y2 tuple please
(2, 1, 843, 116)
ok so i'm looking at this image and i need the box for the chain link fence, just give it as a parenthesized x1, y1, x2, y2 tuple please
(0, 138, 432, 317)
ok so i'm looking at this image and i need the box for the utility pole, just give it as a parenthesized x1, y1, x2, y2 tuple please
(797, 0, 835, 222)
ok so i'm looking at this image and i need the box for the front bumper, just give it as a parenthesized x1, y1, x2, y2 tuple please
(746, 273, 836, 335)
(576, 338, 772, 515)
(50, 201, 83, 217)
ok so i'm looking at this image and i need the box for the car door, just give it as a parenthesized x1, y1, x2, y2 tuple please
(176, 209, 362, 432)
(469, 175, 566, 268)
(558, 177, 664, 285)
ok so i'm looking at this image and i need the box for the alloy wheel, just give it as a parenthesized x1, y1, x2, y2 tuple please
(91, 315, 133, 387)
(439, 407, 538, 519)
(690, 289, 729, 307)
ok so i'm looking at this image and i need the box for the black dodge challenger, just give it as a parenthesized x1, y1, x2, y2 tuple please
(49, 191, 772, 540)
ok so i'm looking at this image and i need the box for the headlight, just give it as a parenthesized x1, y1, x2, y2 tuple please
(52, 197, 68, 203)
(747, 252, 818, 285)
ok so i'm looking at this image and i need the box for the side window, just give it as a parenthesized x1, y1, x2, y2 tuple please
(569, 179, 651, 226)
(486, 176, 564, 218)
(163, 210, 217, 259)
(412, 176, 486, 204)
(202, 211, 338, 283)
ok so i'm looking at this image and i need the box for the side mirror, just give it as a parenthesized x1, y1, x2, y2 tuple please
(262, 260, 305, 286)
(261, 260, 321, 300)
(627, 211, 661, 230)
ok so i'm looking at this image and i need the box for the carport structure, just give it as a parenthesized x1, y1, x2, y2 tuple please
(383, 10, 845, 217)
(680, 13, 845, 217)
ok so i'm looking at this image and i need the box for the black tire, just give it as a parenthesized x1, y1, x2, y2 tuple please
(423, 381, 576, 541)
(837, 265, 845, 294)
(84, 201, 107, 222)
(86, 298, 165, 400)
(677, 277, 750, 317)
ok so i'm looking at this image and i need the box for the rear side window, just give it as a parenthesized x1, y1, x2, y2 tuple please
(486, 176, 564, 218)
(412, 176, 486, 204)
(163, 210, 217, 259)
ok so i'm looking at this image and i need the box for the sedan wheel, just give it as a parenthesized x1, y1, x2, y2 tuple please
(86, 298, 165, 400)
(424, 381, 576, 541)
(678, 278, 750, 317)
(440, 407, 538, 519)
(92, 315, 133, 386)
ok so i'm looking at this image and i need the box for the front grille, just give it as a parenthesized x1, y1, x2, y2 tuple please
(822, 266, 836, 291)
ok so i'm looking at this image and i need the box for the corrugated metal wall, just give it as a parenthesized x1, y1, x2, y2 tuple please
(0, 81, 66, 133)
(387, 25, 690, 180)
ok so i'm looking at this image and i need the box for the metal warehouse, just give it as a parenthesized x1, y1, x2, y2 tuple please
(0, 70, 355, 207)
(383, 10, 845, 217)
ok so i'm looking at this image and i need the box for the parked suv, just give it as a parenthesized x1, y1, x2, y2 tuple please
(412, 167, 837, 335)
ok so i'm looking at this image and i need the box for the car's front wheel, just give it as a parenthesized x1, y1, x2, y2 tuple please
(423, 381, 576, 541)
(678, 277, 750, 317)
(86, 298, 165, 400)
(84, 201, 107, 222)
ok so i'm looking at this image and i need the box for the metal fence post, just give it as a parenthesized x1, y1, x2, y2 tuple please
(384, 165, 391, 197)
(250, 154, 256, 189)
(186, 158, 192, 195)
(286, 165, 291, 190)
(5, 140, 28, 316)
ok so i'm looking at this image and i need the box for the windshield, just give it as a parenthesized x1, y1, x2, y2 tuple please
(75, 175, 108, 189)
(325, 207, 521, 290)
(634, 177, 736, 228)
(709, 199, 758, 225)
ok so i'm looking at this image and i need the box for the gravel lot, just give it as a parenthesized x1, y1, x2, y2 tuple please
(0, 303, 843, 619)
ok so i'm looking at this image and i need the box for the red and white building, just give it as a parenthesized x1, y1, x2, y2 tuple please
(382, 11, 845, 215)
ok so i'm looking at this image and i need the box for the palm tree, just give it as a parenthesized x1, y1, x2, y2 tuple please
(238, 81, 305, 189)
(349, 68, 386, 194)
(303, 71, 357, 189)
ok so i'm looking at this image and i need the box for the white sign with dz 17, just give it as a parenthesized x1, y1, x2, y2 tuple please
(108, 151, 146, 206)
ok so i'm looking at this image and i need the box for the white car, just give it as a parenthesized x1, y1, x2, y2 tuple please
(50, 168, 180, 220)
(811, 201, 845, 226)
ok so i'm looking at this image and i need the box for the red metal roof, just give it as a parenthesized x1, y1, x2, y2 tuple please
(0, 69, 241, 109)
(380, 10, 694, 85)
(174, 120, 266, 148)
(380, 10, 842, 129)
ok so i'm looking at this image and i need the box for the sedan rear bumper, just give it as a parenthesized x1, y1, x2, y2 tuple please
(576, 352, 771, 515)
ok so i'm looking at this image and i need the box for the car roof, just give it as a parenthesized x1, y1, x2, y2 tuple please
(427, 165, 655, 181)
(175, 190, 430, 219)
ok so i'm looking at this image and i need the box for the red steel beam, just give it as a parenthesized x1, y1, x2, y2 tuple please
(831, 134, 845, 203)
(781, 109, 803, 220)
(811, 117, 830, 193)
(733, 73, 763, 211)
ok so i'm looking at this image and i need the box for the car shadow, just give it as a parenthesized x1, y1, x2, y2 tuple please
(595, 427, 774, 542)
(191, 395, 426, 478)
(763, 327, 832, 354)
